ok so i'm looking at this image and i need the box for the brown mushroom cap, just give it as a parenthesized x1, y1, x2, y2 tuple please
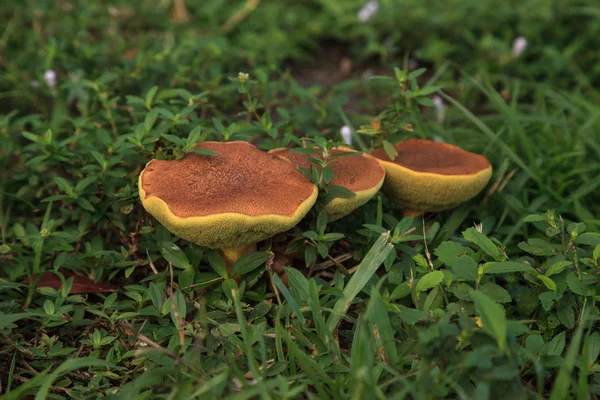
(139, 141, 318, 249)
(269, 147, 385, 221)
(371, 139, 492, 213)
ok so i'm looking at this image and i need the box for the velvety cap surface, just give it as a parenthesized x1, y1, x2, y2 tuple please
(270, 147, 385, 192)
(371, 139, 491, 175)
(141, 141, 316, 218)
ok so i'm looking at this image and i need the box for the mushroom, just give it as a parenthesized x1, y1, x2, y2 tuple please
(371, 139, 492, 217)
(138, 141, 318, 274)
(269, 146, 385, 221)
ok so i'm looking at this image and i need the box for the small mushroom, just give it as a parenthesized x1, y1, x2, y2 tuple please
(270, 147, 385, 221)
(139, 141, 318, 273)
(371, 139, 492, 216)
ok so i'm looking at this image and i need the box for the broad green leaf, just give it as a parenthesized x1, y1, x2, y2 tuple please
(574, 232, 600, 246)
(434, 241, 467, 266)
(537, 274, 557, 292)
(160, 243, 192, 270)
(397, 305, 429, 325)
(463, 227, 502, 260)
(415, 270, 444, 292)
(483, 261, 532, 274)
(470, 291, 507, 350)
(450, 255, 478, 281)
(327, 185, 356, 199)
(518, 238, 557, 256)
(479, 283, 511, 303)
(545, 331, 566, 356)
(390, 282, 411, 300)
(231, 251, 270, 276)
(545, 260, 571, 277)
(594, 244, 600, 262)
(207, 250, 228, 278)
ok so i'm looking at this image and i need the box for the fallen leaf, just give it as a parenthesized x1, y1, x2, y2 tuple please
(23, 272, 116, 294)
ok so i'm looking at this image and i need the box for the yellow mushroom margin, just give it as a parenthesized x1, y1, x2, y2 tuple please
(376, 159, 492, 213)
(326, 174, 385, 221)
(138, 168, 319, 249)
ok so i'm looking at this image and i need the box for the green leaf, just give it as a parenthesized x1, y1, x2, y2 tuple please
(415, 271, 444, 292)
(178, 268, 195, 288)
(366, 288, 398, 365)
(231, 251, 270, 276)
(539, 291, 562, 311)
(322, 166, 334, 184)
(207, 250, 228, 278)
(537, 274, 557, 292)
(587, 332, 600, 364)
(574, 232, 600, 246)
(463, 228, 502, 260)
(593, 244, 600, 262)
(382, 140, 398, 160)
(390, 282, 411, 300)
(188, 147, 218, 156)
(327, 185, 356, 199)
(470, 291, 507, 350)
(327, 232, 393, 332)
(482, 261, 532, 274)
(550, 314, 585, 400)
(316, 209, 327, 236)
(160, 243, 192, 270)
(397, 305, 429, 325)
(518, 238, 557, 256)
(0, 312, 31, 330)
(545, 331, 566, 356)
(284, 267, 309, 304)
(149, 282, 163, 310)
(566, 274, 587, 296)
(434, 241, 468, 266)
(273, 273, 305, 325)
(545, 260, 571, 277)
(479, 283, 511, 303)
(144, 108, 159, 133)
(450, 255, 478, 281)
(523, 214, 546, 222)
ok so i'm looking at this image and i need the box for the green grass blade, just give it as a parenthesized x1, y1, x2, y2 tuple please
(327, 232, 393, 333)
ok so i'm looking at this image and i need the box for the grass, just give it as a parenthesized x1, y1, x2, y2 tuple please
(1, 0, 600, 398)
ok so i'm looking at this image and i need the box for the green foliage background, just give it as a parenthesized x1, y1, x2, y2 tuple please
(1, 1, 599, 398)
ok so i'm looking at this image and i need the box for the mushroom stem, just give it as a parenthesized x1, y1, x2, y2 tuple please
(220, 243, 257, 277)
(403, 209, 423, 218)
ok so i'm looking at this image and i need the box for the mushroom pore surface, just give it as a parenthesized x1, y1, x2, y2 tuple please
(371, 139, 490, 175)
(141, 141, 316, 218)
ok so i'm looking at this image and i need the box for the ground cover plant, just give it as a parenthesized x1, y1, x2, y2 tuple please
(1, 0, 600, 398)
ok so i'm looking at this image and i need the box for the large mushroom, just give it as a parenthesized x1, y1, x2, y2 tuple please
(138, 141, 318, 273)
(269, 147, 385, 221)
(371, 139, 492, 216)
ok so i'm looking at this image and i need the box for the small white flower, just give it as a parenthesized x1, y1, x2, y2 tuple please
(432, 95, 446, 124)
(44, 70, 57, 88)
(361, 68, 374, 81)
(340, 125, 352, 145)
(357, 0, 379, 22)
(511, 36, 527, 58)
(474, 222, 484, 233)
